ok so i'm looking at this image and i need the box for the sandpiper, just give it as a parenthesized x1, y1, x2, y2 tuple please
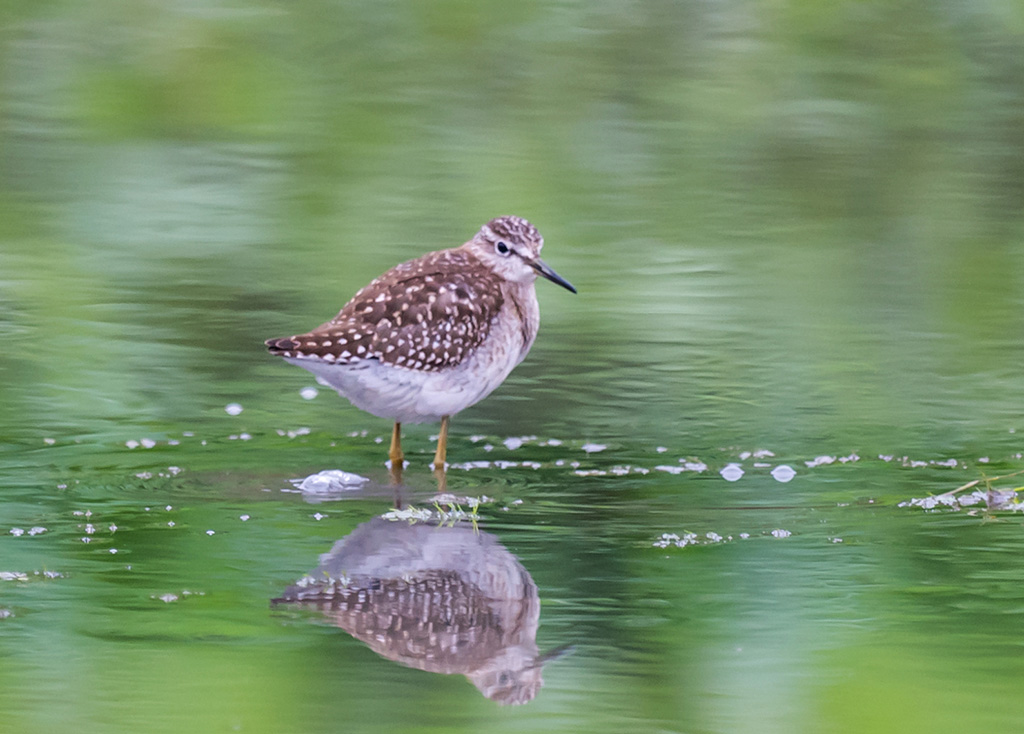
(265, 216, 576, 469)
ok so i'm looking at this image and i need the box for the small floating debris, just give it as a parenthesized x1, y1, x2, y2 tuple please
(653, 532, 722, 548)
(899, 489, 1021, 512)
(384, 505, 464, 524)
(607, 465, 645, 475)
(125, 438, 157, 449)
(300, 386, 319, 400)
(0, 609, 12, 619)
(0, 569, 62, 581)
(225, 403, 243, 416)
(653, 528, 793, 549)
(292, 469, 369, 495)
(892, 454, 933, 466)
(152, 589, 205, 603)
(450, 460, 492, 471)
(899, 494, 960, 510)
(804, 453, 860, 468)
(380, 494, 492, 525)
(901, 469, 1024, 512)
(581, 442, 607, 454)
(434, 493, 492, 508)
(806, 455, 836, 467)
(381, 507, 434, 523)
(276, 427, 311, 439)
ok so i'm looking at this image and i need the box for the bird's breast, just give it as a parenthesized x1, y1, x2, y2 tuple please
(502, 283, 540, 362)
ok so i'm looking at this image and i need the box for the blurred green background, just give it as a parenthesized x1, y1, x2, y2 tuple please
(3, 2, 1024, 733)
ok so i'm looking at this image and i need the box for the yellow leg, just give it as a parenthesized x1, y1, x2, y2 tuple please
(432, 415, 450, 469)
(433, 466, 447, 494)
(389, 422, 403, 466)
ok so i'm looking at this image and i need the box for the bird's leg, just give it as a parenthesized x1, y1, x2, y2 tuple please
(389, 422, 404, 466)
(433, 465, 447, 494)
(432, 415, 450, 470)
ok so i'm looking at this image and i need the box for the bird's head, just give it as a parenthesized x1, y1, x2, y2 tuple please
(467, 216, 576, 294)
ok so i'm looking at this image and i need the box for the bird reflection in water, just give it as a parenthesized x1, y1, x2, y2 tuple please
(272, 516, 567, 704)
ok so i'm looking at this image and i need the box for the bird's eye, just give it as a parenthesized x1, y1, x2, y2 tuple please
(495, 241, 510, 256)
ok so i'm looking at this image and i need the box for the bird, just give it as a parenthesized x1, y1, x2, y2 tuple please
(272, 517, 550, 704)
(265, 215, 576, 470)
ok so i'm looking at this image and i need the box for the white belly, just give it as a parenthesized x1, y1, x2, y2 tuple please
(284, 294, 538, 423)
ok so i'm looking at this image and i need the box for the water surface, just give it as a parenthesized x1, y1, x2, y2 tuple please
(3, 3, 1024, 733)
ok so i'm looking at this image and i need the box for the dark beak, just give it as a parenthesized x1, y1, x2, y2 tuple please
(532, 643, 575, 668)
(530, 257, 577, 294)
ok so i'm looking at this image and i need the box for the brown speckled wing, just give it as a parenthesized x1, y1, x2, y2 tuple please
(266, 249, 504, 372)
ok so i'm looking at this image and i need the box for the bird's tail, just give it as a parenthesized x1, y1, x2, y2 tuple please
(265, 337, 299, 354)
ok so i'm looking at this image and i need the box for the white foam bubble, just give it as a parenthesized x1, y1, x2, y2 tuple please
(771, 465, 796, 483)
(720, 463, 744, 482)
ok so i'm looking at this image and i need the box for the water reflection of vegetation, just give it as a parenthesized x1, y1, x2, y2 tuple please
(4, 2, 1024, 455)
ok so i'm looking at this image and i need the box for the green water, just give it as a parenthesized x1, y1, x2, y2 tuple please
(4, 2, 1024, 732)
